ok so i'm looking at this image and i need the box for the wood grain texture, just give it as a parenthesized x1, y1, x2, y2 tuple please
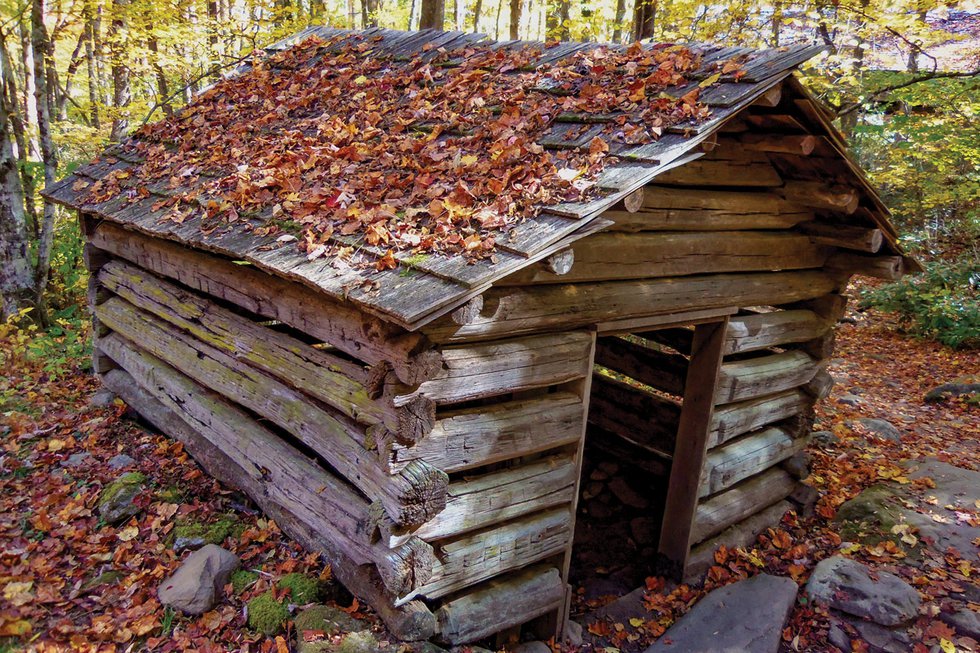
(690, 467, 797, 544)
(700, 426, 808, 497)
(724, 310, 830, 355)
(715, 350, 821, 404)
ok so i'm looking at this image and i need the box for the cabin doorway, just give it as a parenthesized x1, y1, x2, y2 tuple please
(570, 315, 731, 604)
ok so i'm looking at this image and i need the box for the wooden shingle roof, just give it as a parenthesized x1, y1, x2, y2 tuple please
(47, 27, 827, 330)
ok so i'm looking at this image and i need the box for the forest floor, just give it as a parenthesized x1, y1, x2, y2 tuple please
(0, 302, 977, 653)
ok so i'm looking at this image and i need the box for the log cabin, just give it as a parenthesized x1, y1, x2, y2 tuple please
(45, 27, 916, 646)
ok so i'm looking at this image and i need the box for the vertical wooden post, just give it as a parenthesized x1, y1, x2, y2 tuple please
(657, 318, 729, 578)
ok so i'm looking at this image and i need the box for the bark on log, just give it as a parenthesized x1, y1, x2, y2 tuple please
(90, 221, 440, 384)
(435, 565, 565, 645)
(826, 252, 904, 280)
(700, 426, 808, 497)
(781, 181, 859, 214)
(653, 152, 783, 187)
(724, 309, 830, 355)
(798, 222, 883, 253)
(709, 388, 813, 447)
(425, 271, 838, 342)
(715, 350, 820, 404)
(96, 299, 448, 527)
(739, 133, 817, 155)
(98, 260, 435, 442)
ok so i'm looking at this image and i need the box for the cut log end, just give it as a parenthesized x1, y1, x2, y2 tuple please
(621, 188, 645, 213)
(393, 460, 450, 526)
(542, 249, 575, 275)
(395, 394, 438, 443)
(378, 537, 437, 596)
(450, 295, 485, 325)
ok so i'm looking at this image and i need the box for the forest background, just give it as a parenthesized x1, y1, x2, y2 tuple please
(0, 0, 978, 372)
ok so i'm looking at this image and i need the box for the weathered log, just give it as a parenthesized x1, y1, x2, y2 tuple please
(401, 332, 594, 405)
(639, 326, 694, 355)
(99, 365, 436, 597)
(690, 467, 797, 544)
(407, 507, 572, 603)
(793, 330, 835, 360)
(89, 221, 440, 385)
(784, 293, 848, 323)
(739, 133, 817, 155)
(96, 300, 448, 527)
(98, 260, 435, 443)
(541, 249, 575, 275)
(803, 368, 835, 400)
(798, 222, 883, 253)
(409, 454, 578, 542)
(715, 351, 820, 405)
(502, 231, 827, 285)
(724, 309, 830, 355)
(587, 425, 671, 475)
(700, 426, 808, 497)
(450, 295, 485, 325)
(653, 153, 783, 187)
(425, 271, 838, 342)
(387, 392, 583, 474)
(752, 84, 782, 107)
(435, 565, 565, 645)
(617, 187, 645, 213)
(826, 252, 904, 281)
(684, 500, 793, 583)
(781, 180, 860, 214)
(589, 374, 680, 456)
(604, 187, 812, 232)
(709, 388, 813, 447)
(595, 335, 688, 396)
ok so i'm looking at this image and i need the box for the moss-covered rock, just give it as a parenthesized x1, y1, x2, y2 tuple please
(98, 472, 147, 523)
(834, 484, 905, 546)
(336, 631, 382, 653)
(230, 569, 259, 595)
(293, 604, 364, 637)
(247, 591, 289, 635)
(81, 569, 125, 593)
(279, 573, 320, 605)
(171, 514, 242, 552)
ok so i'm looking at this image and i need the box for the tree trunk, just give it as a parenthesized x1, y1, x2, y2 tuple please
(632, 0, 656, 41)
(419, 0, 444, 30)
(612, 0, 626, 43)
(147, 35, 172, 117)
(31, 0, 57, 325)
(771, 0, 782, 47)
(546, 0, 569, 40)
(0, 31, 39, 239)
(18, 23, 42, 160)
(472, 0, 483, 31)
(509, 0, 520, 39)
(364, 0, 379, 27)
(108, 0, 130, 141)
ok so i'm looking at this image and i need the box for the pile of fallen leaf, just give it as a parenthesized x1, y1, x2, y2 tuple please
(81, 34, 721, 268)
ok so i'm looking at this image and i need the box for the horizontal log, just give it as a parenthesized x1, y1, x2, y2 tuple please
(98, 260, 434, 443)
(100, 368, 438, 637)
(410, 454, 578, 542)
(542, 249, 575, 275)
(709, 388, 813, 447)
(98, 363, 435, 597)
(403, 332, 594, 405)
(96, 300, 447, 527)
(435, 565, 565, 645)
(752, 84, 782, 107)
(724, 310, 830, 355)
(781, 180, 859, 214)
(803, 368, 835, 400)
(604, 187, 813, 232)
(89, 221, 439, 385)
(425, 271, 838, 342)
(715, 351, 821, 404)
(407, 507, 572, 603)
(587, 425, 671, 475)
(684, 500, 793, 583)
(653, 151, 783, 187)
(502, 232, 827, 285)
(595, 336, 688, 396)
(690, 467, 798, 544)
(784, 293, 849, 323)
(450, 296, 485, 326)
(739, 133, 817, 155)
(589, 374, 679, 456)
(700, 426, 808, 497)
(798, 222, 883, 253)
(826, 252, 904, 280)
(387, 392, 584, 474)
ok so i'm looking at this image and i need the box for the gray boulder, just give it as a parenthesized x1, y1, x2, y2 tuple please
(829, 615, 912, 653)
(941, 606, 980, 640)
(63, 452, 92, 468)
(837, 394, 863, 406)
(158, 544, 240, 615)
(89, 388, 117, 408)
(511, 642, 550, 653)
(856, 418, 902, 442)
(98, 472, 146, 523)
(644, 574, 798, 653)
(924, 382, 980, 403)
(812, 430, 839, 447)
(107, 453, 137, 470)
(564, 619, 584, 648)
(806, 557, 920, 627)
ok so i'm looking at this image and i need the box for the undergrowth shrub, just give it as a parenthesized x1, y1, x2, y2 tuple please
(861, 259, 980, 349)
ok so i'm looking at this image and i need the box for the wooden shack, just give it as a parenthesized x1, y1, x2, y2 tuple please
(45, 27, 914, 645)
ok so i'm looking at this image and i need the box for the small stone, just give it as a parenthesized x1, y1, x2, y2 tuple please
(781, 452, 811, 480)
(582, 481, 604, 500)
(63, 452, 92, 468)
(564, 619, 583, 647)
(98, 472, 146, 524)
(107, 454, 137, 470)
(924, 382, 980, 403)
(450, 647, 493, 653)
(838, 394, 863, 406)
(941, 606, 980, 640)
(608, 477, 648, 509)
(512, 641, 550, 653)
(806, 557, 920, 627)
(335, 630, 383, 653)
(857, 418, 902, 442)
(828, 620, 851, 651)
(812, 430, 839, 447)
(89, 388, 116, 408)
(158, 544, 240, 615)
(173, 535, 208, 553)
(829, 614, 912, 653)
(643, 574, 798, 653)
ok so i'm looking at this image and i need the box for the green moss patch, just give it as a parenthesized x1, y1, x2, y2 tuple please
(278, 573, 320, 605)
(230, 569, 259, 595)
(246, 591, 289, 635)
